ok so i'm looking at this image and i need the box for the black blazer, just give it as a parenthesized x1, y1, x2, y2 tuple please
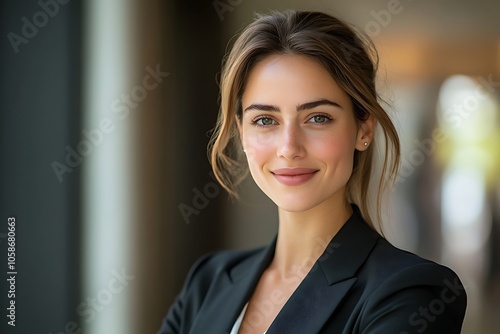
(159, 207, 467, 333)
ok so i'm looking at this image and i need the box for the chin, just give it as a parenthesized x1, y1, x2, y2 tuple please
(270, 194, 322, 213)
(265, 185, 349, 214)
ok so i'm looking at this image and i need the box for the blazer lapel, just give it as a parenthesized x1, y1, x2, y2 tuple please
(267, 207, 380, 333)
(189, 238, 276, 334)
(267, 272, 357, 333)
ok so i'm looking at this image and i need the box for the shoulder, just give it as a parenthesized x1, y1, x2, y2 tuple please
(363, 237, 463, 291)
(356, 238, 467, 333)
(158, 245, 268, 332)
(191, 245, 265, 275)
(180, 245, 265, 292)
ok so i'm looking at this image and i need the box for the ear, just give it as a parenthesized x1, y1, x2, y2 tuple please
(355, 115, 376, 151)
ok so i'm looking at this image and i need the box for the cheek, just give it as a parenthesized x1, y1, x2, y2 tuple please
(241, 130, 275, 161)
(312, 131, 356, 165)
(242, 133, 272, 187)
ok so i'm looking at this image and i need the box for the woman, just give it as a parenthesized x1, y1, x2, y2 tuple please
(159, 10, 467, 333)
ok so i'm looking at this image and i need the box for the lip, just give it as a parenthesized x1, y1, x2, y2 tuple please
(271, 168, 319, 186)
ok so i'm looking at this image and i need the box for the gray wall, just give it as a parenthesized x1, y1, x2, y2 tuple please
(0, 1, 82, 333)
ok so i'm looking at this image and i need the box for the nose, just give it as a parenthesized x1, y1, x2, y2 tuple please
(277, 123, 305, 160)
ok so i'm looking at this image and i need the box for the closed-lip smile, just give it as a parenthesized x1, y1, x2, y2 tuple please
(271, 168, 319, 186)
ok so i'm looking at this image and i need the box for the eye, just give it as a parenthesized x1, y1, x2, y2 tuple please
(308, 114, 332, 124)
(252, 116, 277, 126)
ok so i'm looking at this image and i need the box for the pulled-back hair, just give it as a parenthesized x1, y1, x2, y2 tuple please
(209, 10, 400, 233)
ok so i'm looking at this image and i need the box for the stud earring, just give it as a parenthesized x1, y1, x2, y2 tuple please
(364, 142, 368, 146)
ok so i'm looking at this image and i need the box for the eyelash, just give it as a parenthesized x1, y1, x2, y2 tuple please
(250, 113, 333, 127)
(309, 114, 333, 124)
(250, 116, 277, 127)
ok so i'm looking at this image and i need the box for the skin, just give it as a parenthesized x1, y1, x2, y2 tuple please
(237, 54, 375, 333)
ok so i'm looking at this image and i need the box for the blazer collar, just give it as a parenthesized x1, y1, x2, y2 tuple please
(189, 238, 276, 334)
(189, 205, 380, 334)
(267, 205, 380, 333)
(230, 236, 276, 284)
(318, 205, 381, 285)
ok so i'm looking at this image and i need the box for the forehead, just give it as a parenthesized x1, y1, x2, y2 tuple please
(242, 54, 352, 109)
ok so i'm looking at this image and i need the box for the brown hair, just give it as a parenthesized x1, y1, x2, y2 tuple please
(208, 10, 400, 233)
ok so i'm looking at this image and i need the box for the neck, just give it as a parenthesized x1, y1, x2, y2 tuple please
(270, 196, 352, 280)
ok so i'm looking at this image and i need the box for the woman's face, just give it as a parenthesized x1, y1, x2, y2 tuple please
(239, 54, 372, 212)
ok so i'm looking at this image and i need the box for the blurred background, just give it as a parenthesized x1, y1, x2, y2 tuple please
(0, 0, 499, 333)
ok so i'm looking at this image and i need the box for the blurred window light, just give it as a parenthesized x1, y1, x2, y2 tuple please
(437, 74, 497, 143)
(437, 74, 497, 255)
(436, 74, 500, 185)
(441, 163, 491, 254)
(442, 166, 485, 228)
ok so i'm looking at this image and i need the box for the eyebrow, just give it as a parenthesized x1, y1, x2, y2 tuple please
(243, 99, 343, 113)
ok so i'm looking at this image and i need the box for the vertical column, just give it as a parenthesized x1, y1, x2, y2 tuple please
(81, 1, 138, 333)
